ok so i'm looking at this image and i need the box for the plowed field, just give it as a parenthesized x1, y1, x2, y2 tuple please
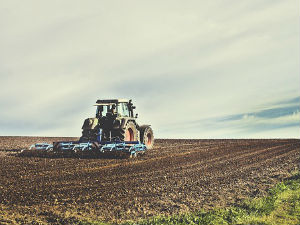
(0, 137, 299, 223)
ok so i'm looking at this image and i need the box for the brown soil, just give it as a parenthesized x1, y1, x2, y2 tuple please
(0, 137, 299, 224)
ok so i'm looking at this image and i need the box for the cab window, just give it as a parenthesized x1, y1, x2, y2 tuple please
(96, 105, 108, 117)
(117, 103, 129, 117)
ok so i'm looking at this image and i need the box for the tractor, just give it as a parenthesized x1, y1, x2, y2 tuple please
(80, 99, 154, 149)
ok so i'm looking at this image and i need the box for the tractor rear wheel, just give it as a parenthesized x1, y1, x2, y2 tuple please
(139, 125, 154, 149)
(116, 121, 139, 142)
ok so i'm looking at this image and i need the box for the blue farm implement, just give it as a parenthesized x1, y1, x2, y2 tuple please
(20, 139, 147, 158)
(52, 139, 147, 157)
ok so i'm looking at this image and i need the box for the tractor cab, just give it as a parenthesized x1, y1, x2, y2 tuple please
(95, 99, 135, 118)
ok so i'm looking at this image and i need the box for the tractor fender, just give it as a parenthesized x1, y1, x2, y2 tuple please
(120, 118, 137, 129)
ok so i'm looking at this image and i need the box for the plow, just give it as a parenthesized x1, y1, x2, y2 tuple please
(20, 99, 154, 158)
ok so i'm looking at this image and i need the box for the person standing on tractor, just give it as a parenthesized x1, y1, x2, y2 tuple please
(128, 99, 136, 117)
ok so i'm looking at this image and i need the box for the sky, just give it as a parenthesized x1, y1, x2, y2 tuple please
(0, 0, 299, 138)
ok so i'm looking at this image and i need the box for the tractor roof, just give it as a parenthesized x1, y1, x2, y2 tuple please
(95, 99, 129, 105)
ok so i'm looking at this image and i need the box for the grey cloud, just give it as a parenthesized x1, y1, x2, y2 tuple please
(251, 106, 299, 119)
(161, 96, 300, 136)
(220, 105, 300, 122)
(277, 97, 300, 105)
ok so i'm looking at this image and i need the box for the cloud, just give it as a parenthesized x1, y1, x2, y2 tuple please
(0, 0, 299, 138)
(222, 105, 300, 122)
(160, 96, 300, 138)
